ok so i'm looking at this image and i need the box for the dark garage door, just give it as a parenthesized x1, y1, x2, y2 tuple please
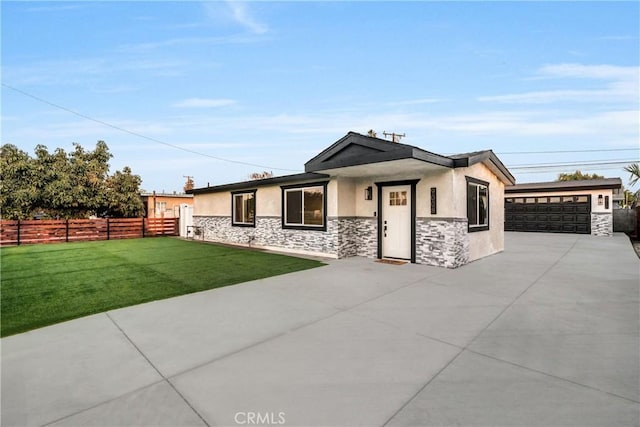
(505, 195, 591, 234)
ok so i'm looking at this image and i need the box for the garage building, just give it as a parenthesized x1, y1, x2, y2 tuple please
(505, 178, 622, 236)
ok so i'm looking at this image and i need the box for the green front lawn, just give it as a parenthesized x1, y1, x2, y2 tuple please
(0, 238, 324, 337)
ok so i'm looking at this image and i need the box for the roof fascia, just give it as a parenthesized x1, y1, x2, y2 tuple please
(188, 172, 330, 194)
(454, 150, 515, 185)
(506, 181, 622, 193)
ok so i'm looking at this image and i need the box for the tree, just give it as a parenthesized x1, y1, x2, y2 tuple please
(557, 170, 605, 181)
(623, 189, 638, 207)
(0, 141, 143, 219)
(623, 163, 640, 208)
(0, 144, 37, 219)
(624, 163, 640, 187)
(248, 171, 274, 180)
(103, 167, 145, 217)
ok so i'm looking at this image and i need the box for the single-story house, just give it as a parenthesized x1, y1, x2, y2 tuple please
(141, 192, 193, 218)
(189, 131, 515, 268)
(504, 178, 622, 236)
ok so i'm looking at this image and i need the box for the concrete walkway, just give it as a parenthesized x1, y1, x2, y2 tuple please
(2, 233, 639, 426)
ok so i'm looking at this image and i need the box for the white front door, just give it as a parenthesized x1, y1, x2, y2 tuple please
(382, 185, 411, 259)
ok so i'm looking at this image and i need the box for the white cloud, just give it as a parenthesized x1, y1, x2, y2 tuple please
(597, 35, 637, 41)
(172, 98, 237, 108)
(26, 4, 86, 13)
(428, 109, 640, 138)
(117, 34, 260, 53)
(538, 63, 639, 80)
(160, 107, 639, 140)
(479, 63, 639, 105)
(225, 1, 268, 35)
(3, 57, 188, 86)
(387, 98, 443, 106)
(478, 89, 613, 104)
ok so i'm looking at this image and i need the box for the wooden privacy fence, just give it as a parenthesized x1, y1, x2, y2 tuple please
(0, 218, 179, 246)
(613, 208, 638, 234)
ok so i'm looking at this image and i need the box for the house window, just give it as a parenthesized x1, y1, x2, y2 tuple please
(389, 191, 407, 206)
(466, 177, 489, 232)
(155, 201, 167, 216)
(232, 191, 255, 226)
(282, 182, 327, 230)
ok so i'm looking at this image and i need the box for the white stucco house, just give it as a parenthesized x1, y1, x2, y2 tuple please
(189, 131, 515, 268)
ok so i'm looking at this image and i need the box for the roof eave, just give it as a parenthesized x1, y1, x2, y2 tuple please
(505, 178, 622, 193)
(453, 150, 515, 185)
(188, 172, 330, 194)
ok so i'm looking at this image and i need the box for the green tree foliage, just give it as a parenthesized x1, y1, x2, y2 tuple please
(103, 167, 145, 217)
(557, 170, 605, 181)
(624, 163, 639, 187)
(0, 141, 144, 219)
(0, 145, 38, 219)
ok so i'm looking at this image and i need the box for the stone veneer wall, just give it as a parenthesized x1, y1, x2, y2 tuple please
(195, 215, 471, 267)
(415, 217, 470, 268)
(337, 217, 377, 259)
(591, 212, 613, 237)
(194, 216, 377, 259)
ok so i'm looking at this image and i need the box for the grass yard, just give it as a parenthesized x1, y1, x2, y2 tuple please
(0, 238, 324, 337)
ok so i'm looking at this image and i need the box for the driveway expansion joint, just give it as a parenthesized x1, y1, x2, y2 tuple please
(465, 348, 640, 404)
(104, 312, 211, 427)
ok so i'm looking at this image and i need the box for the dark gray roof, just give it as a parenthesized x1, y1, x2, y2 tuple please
(305, 131, 515, 184)
(449, 149, 515, 184)
(188, 172, 329, 194)
(190, 132, 516, 194)
(506, 178, 622, 193)
(304, 131, 453, 171)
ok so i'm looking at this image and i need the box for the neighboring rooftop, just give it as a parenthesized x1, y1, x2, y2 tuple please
(140, 192, 194, 198)
(506, 178, 622, 193)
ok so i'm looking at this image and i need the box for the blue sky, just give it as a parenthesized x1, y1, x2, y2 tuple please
(2, 1, 639, 192)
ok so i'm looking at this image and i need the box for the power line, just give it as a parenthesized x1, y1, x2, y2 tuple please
(508, 158, 638, 168)
(497, 148, 638, 155)
(518, 165, 634, 174)
(443, 148, 638, 156)
(4, 82, 638, 173)
(509, 160, 637, 170)
(1, 82, 302, 172)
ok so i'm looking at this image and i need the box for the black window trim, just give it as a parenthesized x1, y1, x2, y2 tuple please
(231, 189, 257, 228)
(280, 181, 328, 231)
(466, 176, 490, 232)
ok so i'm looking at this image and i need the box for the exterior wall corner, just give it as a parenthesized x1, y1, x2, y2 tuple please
(591, 212, 613, 236)
(415, 217, 470, 268)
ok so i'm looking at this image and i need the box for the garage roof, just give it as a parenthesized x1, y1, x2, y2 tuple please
(506, 178, 622, 193)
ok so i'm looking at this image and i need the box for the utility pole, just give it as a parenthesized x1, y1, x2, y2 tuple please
(383, 131, 406, 143)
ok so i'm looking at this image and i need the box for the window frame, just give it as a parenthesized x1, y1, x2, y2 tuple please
(281, 181, 328, 231)
(231, 190, 256, 227)
(155, 201, 167, 216)
(466, 176, 490, 232)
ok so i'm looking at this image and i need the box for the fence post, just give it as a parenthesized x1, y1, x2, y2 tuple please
(17, 219, 21, 246)
(142, 218, 145, 238)
(66, 219, 69, 242)
(107, 218, 110, 240)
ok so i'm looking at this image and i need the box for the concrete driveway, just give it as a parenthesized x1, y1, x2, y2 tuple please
(2, 233, 639, 426)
